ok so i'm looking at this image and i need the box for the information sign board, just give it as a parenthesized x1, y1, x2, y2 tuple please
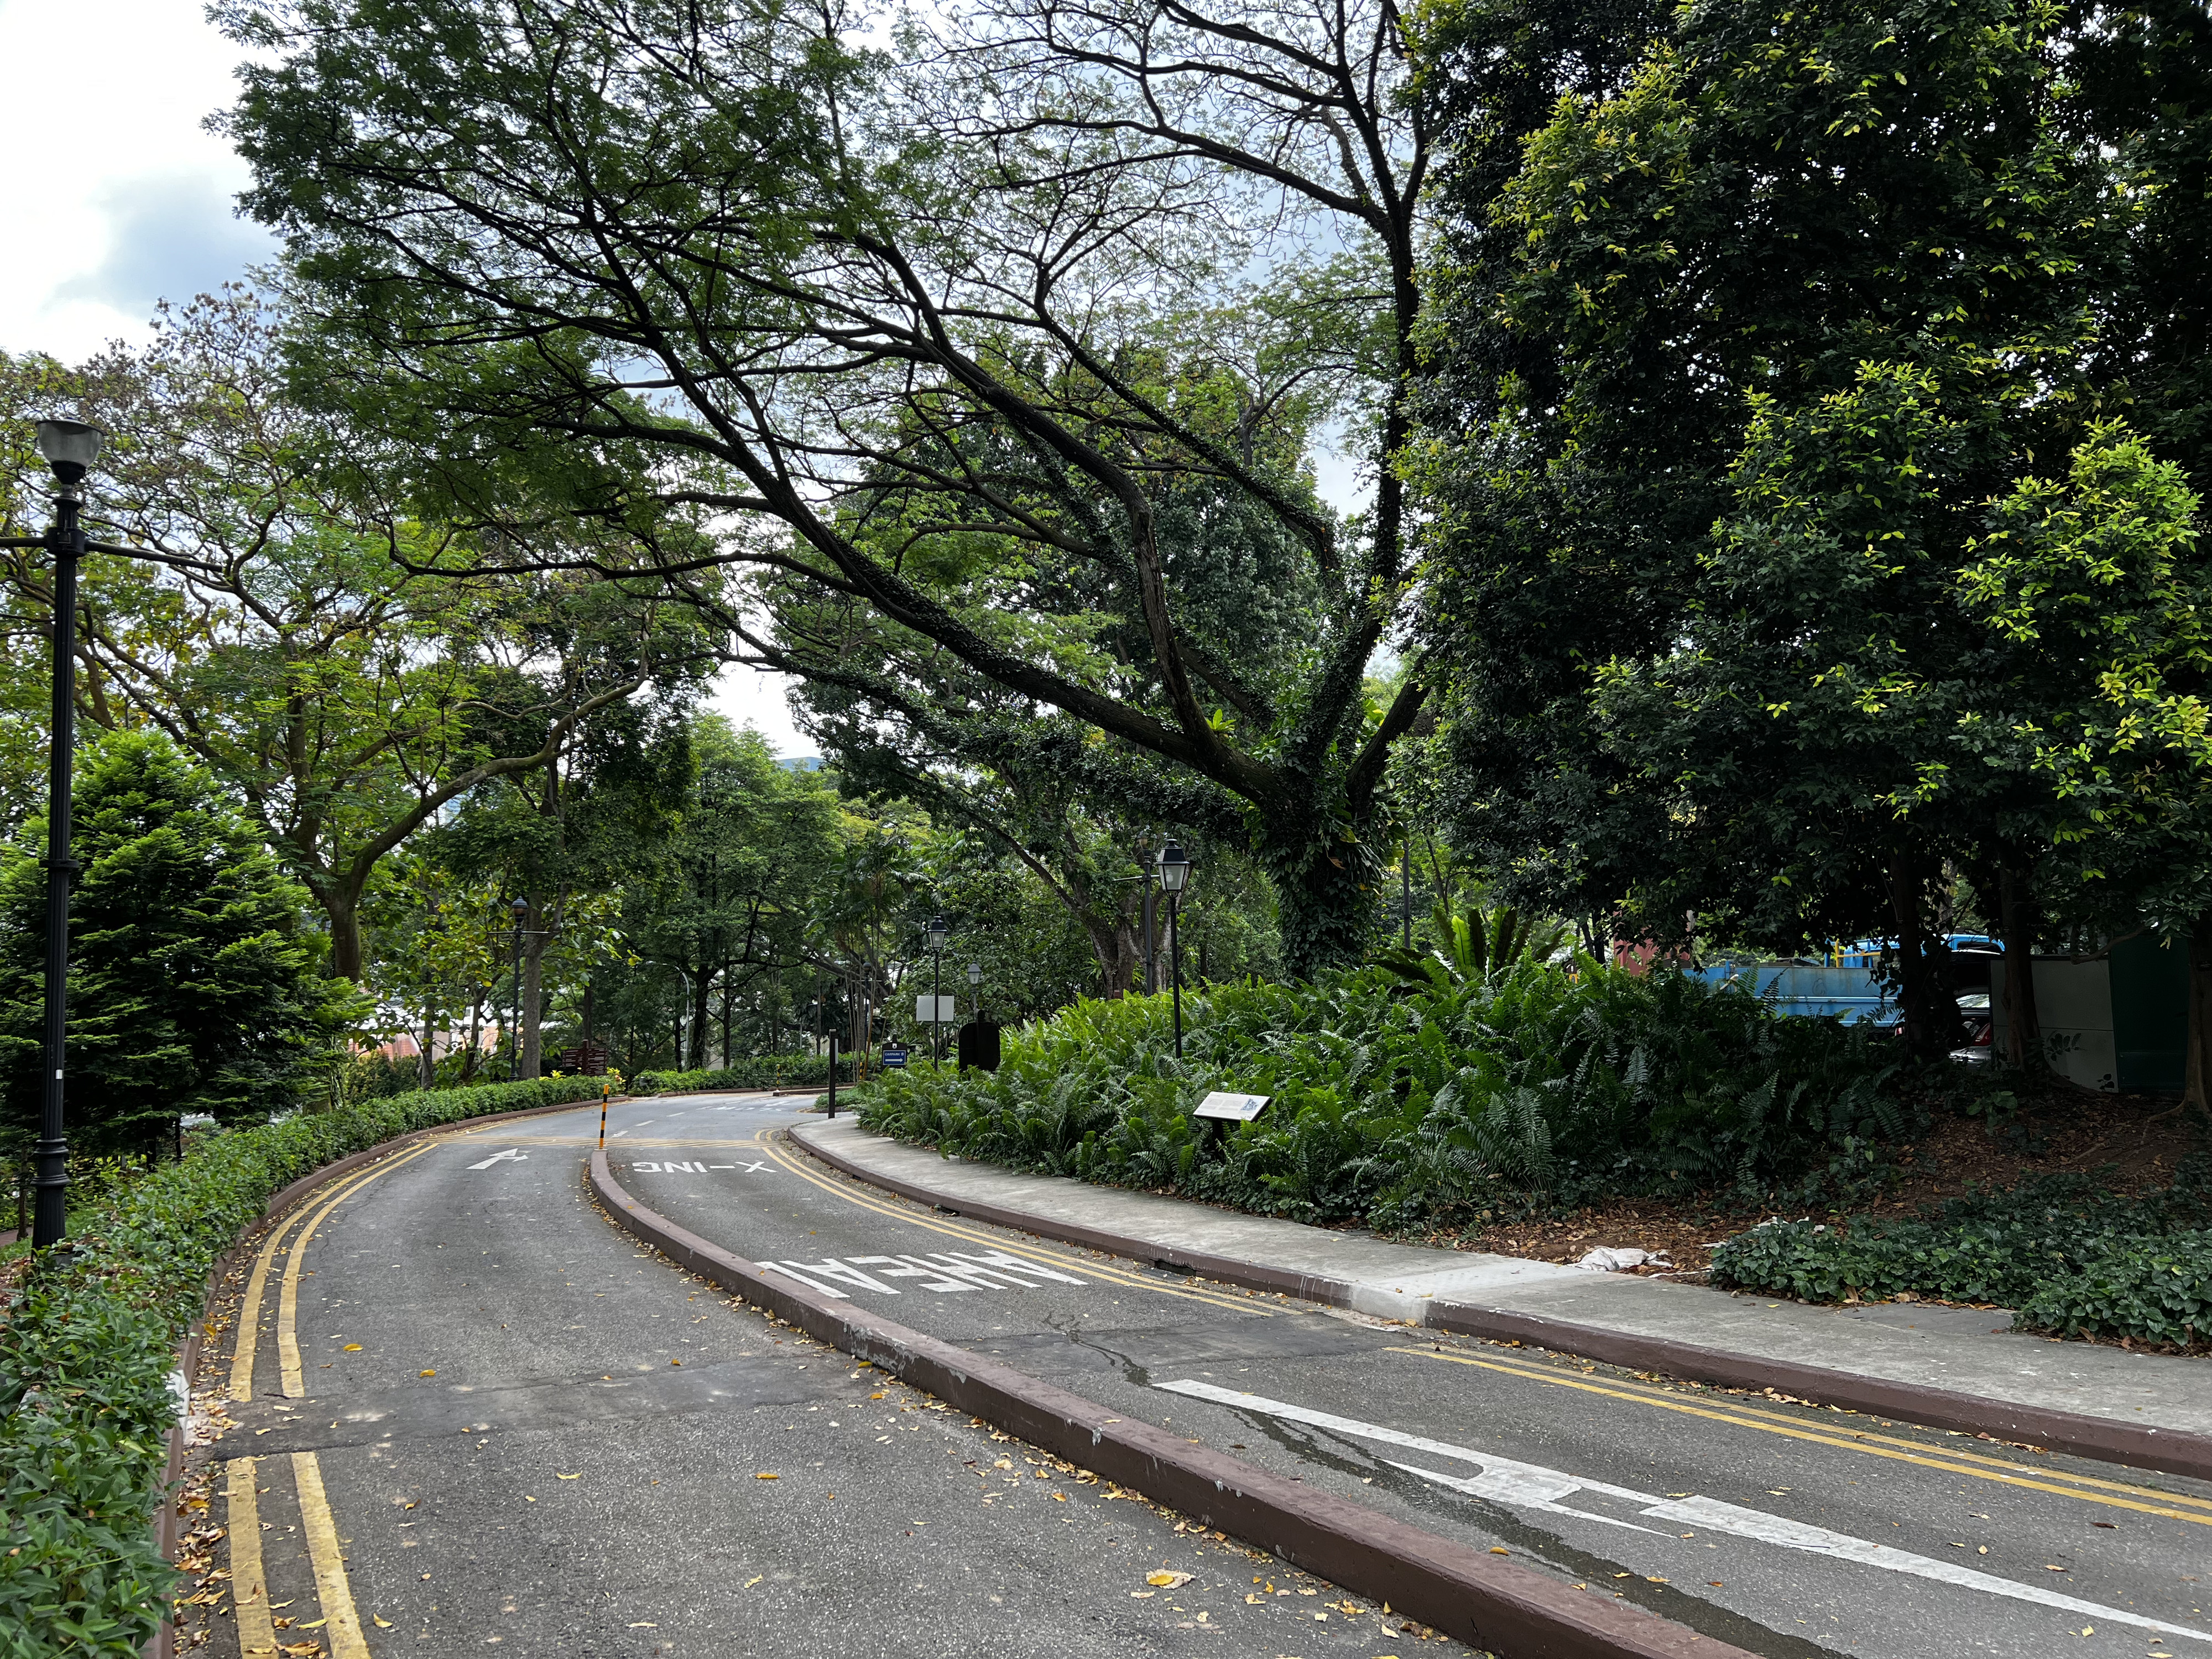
(1193, 1091, 1270, 1121)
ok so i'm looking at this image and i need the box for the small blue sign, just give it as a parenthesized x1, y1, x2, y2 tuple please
(881, 1046, 910, 1070)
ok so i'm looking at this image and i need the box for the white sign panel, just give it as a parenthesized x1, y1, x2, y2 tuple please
(1193, 1091, 1270, 1121)
(915, 994, 959, 1023)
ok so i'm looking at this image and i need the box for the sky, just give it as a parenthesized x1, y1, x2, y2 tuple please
(0, 0, 811, 755)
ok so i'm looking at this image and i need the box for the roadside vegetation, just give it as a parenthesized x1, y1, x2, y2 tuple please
(856, 952, 1924, 1230)
(0, 1076, 597, 1658)
(1712, 1160, 2212, 1352)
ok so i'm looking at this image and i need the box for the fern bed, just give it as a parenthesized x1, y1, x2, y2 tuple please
(853, 955, 1913, 1231)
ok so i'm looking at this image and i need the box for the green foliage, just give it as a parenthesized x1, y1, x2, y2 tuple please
(0, 733, 367, 1161)
(0, 1074, 598, 1658)
(855, 959, 1908, 1228)
(1710, 1157, 2212, 1349)
(632, 1054, 849, 1093)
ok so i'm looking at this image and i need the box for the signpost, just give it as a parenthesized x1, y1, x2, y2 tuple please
(914, 994, 958, 1024)
(881, 1045, 910, 1070)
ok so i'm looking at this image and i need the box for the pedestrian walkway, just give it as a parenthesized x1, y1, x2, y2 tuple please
(791, 1117, 2212, 1473)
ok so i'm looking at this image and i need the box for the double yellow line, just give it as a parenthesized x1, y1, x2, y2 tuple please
(227, 1142, 436, 1658)
(747, 1128, 1274, 1316)
(1395, 1345, 2212, 1528)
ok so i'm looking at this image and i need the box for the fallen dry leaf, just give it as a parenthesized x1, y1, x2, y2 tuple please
(342, 1344, 362, 1352)
(1146, 1571, 1193, 1589)
(419, 1370, 436, 1378)
(755, 1473, 779, 1480)
(371, 1616, 393, 1630)
(1129, 1590, 1155, 1599)
(556, 1473, 581, 1480)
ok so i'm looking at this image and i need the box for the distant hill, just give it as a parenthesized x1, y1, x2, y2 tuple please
(775, 755, 824, 773)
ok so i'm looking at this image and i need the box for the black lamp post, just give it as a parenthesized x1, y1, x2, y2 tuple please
(1155, 839, 1192, 1058)
(29, 419, 105, 1248)
(925, 915, 949, 1063)
(506, 897, 529, 1081)
(966, 960, 982, 1020)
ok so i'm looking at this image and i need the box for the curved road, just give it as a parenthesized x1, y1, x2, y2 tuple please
(186, 1091, 2212, 1658)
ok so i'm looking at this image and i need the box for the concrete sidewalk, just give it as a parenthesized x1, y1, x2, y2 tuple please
(791, 1116, 2212, 1479)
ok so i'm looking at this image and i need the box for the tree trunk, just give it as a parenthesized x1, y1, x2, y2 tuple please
(420, 1004, 436, 1090)
(1886, 852, 1961, 1057)
(1259, 810, 1383, 978)
(1997, 866, 2044, 1074)
(721, 967, 733, 1067)
(520, 901, 547, 1080)
(321, 888, 366, 983)
(2186, 915, 2212, 1112)
(461, 991, 483, 1083)
(580, 980, 596, 1043)
(1083, 917, 1141, 999)
(688, 966, 712, 1072)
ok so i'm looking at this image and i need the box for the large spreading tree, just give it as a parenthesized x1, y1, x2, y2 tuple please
(217, 0, 1438, 974)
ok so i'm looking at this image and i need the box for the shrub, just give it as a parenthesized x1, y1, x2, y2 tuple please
(633, 1053, 851, 1094)
(0, 1074, 598, 1658)
(853, 958, 1910, 1228)
(1710, 1156, 2212, 1348)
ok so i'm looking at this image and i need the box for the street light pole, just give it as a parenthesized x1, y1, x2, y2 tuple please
(1155, 841, 1192, 1060)
(30, 419, 104, 1248)
(925, 916, 949, 1065)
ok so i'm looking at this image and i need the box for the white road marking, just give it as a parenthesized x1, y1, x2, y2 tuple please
(1154, 1380, 2212, 1646)
(630, 1160, 773, 1174)
(465, 1148, 529, 1170)
(758, 1250, 1088, 1300)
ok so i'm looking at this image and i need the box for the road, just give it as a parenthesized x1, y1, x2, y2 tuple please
(188, 1090, 2212, 1658)
(185, 1092, 1470, 1658)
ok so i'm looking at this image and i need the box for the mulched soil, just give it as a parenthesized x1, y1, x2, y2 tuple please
(1426, 1083, 2208, 1276)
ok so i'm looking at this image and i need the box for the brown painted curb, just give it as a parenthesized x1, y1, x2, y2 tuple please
(139, 1086, 620, 1658)
(792, 1124, 2212, 1485)
(587, 1148, 1755, 1659)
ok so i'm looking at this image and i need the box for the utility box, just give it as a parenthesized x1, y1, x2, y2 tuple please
(1990, 933, 2190, 1092)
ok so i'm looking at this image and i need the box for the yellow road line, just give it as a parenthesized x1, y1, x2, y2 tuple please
(291, 1451, 372, 1659)
(225, 1457, 276, 1656)
(231, 1156, 422, 1404)
(1410, 1345, 2212, 1512)
(229, 1206, 319, 1404)
(278, 1145, 437, 1397)
(749, 1129, 1271, 1316)
(1390, 1345, 2212, 1527)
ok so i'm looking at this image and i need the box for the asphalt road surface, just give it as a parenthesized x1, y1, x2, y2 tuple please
(188, 1091, 2212, 1658)
(185, 1094, 1477, 1659)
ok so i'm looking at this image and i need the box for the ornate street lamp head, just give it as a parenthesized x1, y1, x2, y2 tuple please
(34, 419, 104, 486)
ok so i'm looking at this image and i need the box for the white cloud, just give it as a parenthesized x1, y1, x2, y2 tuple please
(710, 662, 812, 759)
(0, 0, 273, 363)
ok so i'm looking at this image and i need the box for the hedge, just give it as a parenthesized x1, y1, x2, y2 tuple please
(1710, 1156, 2212, 1349)
(632, 1052, 850, 1094)
(0, 1075, 600, 1658)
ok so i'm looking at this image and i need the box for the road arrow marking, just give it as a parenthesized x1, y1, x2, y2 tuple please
(466, 1148, 529, 1170)
(1155, 1379, 2212, 1647)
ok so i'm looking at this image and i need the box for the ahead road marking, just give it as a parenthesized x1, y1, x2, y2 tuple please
(1157, 1379, 2212, 1647)
(466, 1147, 529, 1170)
(1392, 1344, 2212, 1528)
